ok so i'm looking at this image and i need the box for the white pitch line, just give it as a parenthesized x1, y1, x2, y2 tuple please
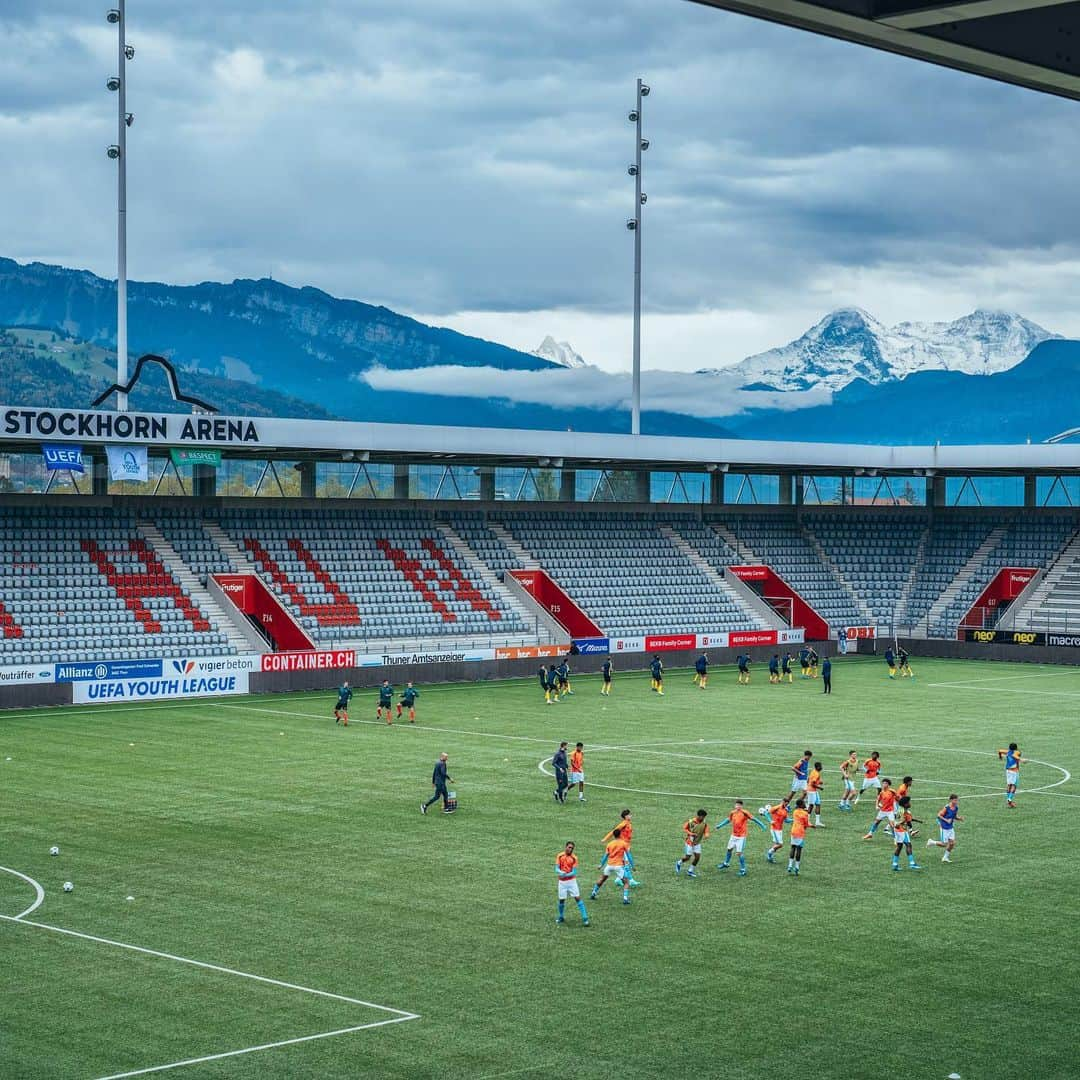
(0, 912, 419, 1077)
(0, 915, 417, 1017)
(0, 866, 45, 920)
(925, 685, 1080, 699)
(90, 1016, 417, 1080)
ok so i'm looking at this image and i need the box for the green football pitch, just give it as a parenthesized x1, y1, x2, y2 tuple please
(2, 656, 1078, 1080)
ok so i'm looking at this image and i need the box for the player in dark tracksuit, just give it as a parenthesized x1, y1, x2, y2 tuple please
(397, 682, 419, 722)
(601, 657, 613, 696)
(769, 654, 780, 684)
(333, 682, 353, 725)
(650, 655, 664, 695)
(540, 664, 556, 704)
(822, 655, 832, 694)
(737, 653, 751, 685)
(557, 659, 573, 696)
(552, 741, 570, 803)
(694, 653, 709, 689)
(781, 653, 793, 683)
(377, 679, 395, 724)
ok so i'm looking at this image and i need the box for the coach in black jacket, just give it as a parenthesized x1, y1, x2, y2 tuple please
(421, 753, 453, 814)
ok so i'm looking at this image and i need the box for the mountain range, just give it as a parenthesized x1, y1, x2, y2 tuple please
(700, 307, 1057, 392)
(0, 255, 1074, 444)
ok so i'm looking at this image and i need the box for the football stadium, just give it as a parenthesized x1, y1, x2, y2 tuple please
(4, 3, 1080, 1080)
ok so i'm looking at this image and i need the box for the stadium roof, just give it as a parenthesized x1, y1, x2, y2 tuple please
(4, 404, 1080, 474)
(691, 0, 1080, 101)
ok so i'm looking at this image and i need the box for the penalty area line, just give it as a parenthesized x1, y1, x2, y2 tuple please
(88, 1016, 417, 1080)
(0, 913, 419, 1078)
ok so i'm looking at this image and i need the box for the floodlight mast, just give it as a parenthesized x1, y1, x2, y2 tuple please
(106, 3, 132, 410)
(627, 78, 649, 436)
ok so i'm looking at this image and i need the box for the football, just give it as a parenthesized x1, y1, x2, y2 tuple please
(49, 845, 60, 856)
(759, 806, 770, 816)
(63, 881, 74, 893)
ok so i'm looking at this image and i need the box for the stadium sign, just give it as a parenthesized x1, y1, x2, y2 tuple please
(964, 629, 1046, 645)
(0, 664, 55, 684)
(73, 671, 248, 703)
(965, 629, 1080, 648)
(3, 407, 260, 445)
(261, 650, 356, 672)
(572, 638, 610, 655)
(645, 634, 696, 651)
(56, 660, 162, 682)
(493, 644, 569, 661)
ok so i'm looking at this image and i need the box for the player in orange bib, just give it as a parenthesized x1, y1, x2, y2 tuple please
(852, 751, 882, 807)
(787, 799, 815, 875)
(717, 800, 764, 876)
(601, 809, 640, 887)
(569, 743, 586, 803)
(591, 828, 632, 904)
(863, 780, 897, 839)
(763, 795, 792, 863)
(555, 842, 589, 925)
(806, 762, 825, 828)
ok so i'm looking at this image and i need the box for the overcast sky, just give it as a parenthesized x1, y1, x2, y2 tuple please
(4, 0, 1080, 374)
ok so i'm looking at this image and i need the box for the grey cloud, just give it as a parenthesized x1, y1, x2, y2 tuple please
(3, 0, 1080, 328)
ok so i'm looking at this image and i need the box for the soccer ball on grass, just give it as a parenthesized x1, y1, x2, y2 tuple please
(62, 881, 74, 893)
(49, 846, 60, 856)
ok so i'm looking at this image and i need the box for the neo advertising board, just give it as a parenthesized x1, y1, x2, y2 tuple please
(964, 629, 1080, 647)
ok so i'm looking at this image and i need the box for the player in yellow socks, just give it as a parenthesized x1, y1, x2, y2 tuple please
(601, 657, 613, 695)
(694, 653, 709, 688)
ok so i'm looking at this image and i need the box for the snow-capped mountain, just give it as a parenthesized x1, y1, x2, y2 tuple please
(532, 335, 587, 369)
(701, 308, 1058, 392)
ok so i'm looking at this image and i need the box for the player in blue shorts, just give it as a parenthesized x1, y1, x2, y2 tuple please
(781, 652, 793, 683)
(790, 750, 812, 796)
(927, 794, 963, 862)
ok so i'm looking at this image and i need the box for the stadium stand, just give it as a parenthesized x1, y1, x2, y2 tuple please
(5, 503, 1080, 668)
(0, 505, 235, 664)
(497, 510, 767, 637)
(723, 514, 868, 631)
(214, 507, 531, 645)
(806, 512, 927, 631)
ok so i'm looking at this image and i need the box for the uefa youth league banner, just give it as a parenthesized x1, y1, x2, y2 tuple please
(106, 444, 149, 482)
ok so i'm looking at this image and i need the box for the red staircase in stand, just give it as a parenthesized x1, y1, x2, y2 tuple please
(244, 537, 359, 627)
(82, 539, 210, 634)
(420, 538, 501, 620)
(0, 599, 23, 639)
(376, 539, 454, 622)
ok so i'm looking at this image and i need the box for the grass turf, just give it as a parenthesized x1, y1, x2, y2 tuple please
(2, 655, 1078, 1079)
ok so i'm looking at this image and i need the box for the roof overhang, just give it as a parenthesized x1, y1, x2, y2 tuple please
(690, 0, 1080, 101)
(4, 404, 1080, 475)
